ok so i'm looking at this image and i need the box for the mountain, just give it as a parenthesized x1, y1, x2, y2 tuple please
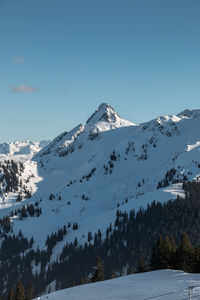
(0, 140, 50, 156)
(35, 103, 135, 159)
(177, 109, 200, 118)
(1, 104, 200, 298)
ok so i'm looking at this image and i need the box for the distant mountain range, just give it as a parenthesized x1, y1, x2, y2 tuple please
(0, 140, 50, 155)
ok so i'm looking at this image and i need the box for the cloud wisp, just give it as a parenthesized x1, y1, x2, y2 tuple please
(11, 56, 24, 64)
(11, 85, 39, 93)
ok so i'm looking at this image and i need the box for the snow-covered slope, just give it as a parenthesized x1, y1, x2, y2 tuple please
(0, 140, 49, 211)
(1, 105, 200, 282)
(1, 104, 200, 297)
(35, 103, 135, 159)
(1, 105, 200, 248)
(35, 270, 200, 300)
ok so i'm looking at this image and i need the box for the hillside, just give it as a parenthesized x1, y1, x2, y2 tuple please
(2, 103, 199, 248)
(1, 103, 200, 297)
(35, 270, 200, 300)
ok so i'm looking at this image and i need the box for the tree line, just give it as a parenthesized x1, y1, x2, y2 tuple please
(2, 181, 200, 299)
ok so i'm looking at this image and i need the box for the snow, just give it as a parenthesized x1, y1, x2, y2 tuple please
(85, 103, 136, 128)
(0, 159, 43, 213)
(177, 109, 200, 119)
(186, 141, 200, 152)
(0, 140, 50, 155)
(34, 270, 200, 300)
(1, 103, 200, 275)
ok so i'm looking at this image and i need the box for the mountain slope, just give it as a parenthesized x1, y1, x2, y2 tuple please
(1, 105, 200, 248)
(1, 104, 200, 297)
(35, 270, 200, 300)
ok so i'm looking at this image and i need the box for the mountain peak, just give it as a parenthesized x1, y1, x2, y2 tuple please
(86, 102, 135, 131)
(177, 109, 200, 119)
(86, 103, 119, 125)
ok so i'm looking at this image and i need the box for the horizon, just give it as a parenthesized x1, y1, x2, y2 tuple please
(1, 0, 200, 141)
(1, 103, 199, 143)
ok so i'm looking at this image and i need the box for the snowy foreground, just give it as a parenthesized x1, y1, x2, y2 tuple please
(34, 270, 200, 300)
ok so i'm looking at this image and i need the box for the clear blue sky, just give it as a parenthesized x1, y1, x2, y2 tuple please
(1, 0, 200, 142)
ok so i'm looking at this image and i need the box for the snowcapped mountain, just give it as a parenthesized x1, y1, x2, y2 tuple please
(1, 103, 200, 297)
(1, 104, 200, 246)
(0, 140, 50, 156)
(35, 103, 135, 160)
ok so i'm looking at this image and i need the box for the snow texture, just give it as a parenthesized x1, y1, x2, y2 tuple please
(34, 269, 200, 300)
(1, 103, 200, 265)
(0, 140, 50, 155)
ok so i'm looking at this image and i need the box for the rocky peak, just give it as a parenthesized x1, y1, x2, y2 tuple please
(86, 103, 120, 125)
(177, 109, 200, 119)
(86, 103, 135, 131)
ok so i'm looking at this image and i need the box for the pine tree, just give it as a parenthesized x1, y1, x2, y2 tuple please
(92, 256, 104, 282)
(7, 288, 15, 300)
(108, 269, 117, 279)
(15, 281, 25, 300)
(163, 236, 176, 269)
(176, 232, 194, 272)
(168, 236, 177, 267)
(137, 258, 147, 273)
(87, 231, 93, 242)
(25, 284, 34, 300)
(193, 247, 200, 273)
(127, 265, 135, 275)
(150, 236, 165, 270)
(80, 276, 87, 285)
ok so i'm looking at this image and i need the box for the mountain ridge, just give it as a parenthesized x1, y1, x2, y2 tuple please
(1, 103, 200, 297)
(0, 139, 50, 156)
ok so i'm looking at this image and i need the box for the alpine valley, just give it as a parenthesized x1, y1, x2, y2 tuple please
(1, 103, 200, 299)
